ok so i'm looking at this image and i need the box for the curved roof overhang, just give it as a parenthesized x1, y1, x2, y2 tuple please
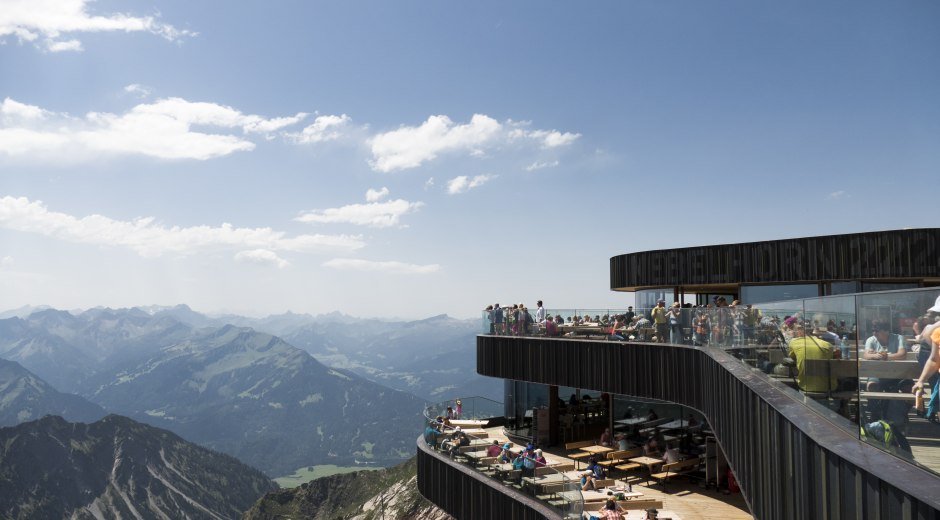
(610, 228, 940, 292)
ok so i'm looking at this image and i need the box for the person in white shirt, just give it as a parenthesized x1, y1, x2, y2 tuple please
(535, 300, 546, 323)
(662, 443, 681, 465)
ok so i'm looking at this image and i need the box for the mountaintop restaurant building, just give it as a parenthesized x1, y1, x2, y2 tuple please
(417, 228, 940, 520)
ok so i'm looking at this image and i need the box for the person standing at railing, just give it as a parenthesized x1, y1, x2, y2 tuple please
(652, 299, 669, 343)
(693, 310, 710, 346)
(744, 304, 761, 345)
(535, 300, 546, 323)
(668, 302, 682, 344)
(625, 306, 636, 323)
(492, 303, 503, 334)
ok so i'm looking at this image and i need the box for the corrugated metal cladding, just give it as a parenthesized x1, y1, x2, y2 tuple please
(609, 228, 940, 290)
(477, 336, 940, 520)
(416, 436, 560, 520)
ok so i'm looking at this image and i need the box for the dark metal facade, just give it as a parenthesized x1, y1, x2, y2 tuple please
(610, 228, 940, 290)
(477, 335, 940, 520)
(416, 435, 560, 520)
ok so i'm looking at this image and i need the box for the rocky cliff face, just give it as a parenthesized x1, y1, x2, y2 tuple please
(0, 415, 276, 519)
(243, 457, 450, 520)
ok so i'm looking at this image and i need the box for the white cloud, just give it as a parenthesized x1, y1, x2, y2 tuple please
(45, 38, 82, 52)
(368, 114, 579, 172)
(124, 84, 153, 98)
(0, 0, 195, 52)
(0, 255, 12, 267)
(296, 199, 423, 229)
(322, 258, 441, 274)
(525, 160, 559, 171)
(424, 177, 435, 189)
(287, 114, 350, 144)
(365, 187, 389, 202)
(234, 249, 289, 269)
(827, 191, 849, 200)
(1, 98, 51, 121)
(446, 174, 494, 195)
(369, 114, 502, 172)
(0, 196, 364, 258)
(0, 97, 306, 161)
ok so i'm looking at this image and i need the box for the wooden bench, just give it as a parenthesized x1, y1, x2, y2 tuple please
(650, 457, 702, 488)
(566, 440, 595, 451)
(611, 449, 646, 472)
(598, 448, 642, 468)
(619, 499, 665, 510)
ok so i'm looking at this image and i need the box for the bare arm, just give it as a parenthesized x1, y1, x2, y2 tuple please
(913, 340, 939, 394)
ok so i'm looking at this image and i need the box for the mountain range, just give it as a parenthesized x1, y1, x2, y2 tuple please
(0, 415, 276, 519)
(0, 305, 491, 476)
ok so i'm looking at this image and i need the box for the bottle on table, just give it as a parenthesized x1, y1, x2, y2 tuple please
(840, 336, 850, 360)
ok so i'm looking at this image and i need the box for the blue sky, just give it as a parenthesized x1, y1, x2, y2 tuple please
(0, 1, 938, 318)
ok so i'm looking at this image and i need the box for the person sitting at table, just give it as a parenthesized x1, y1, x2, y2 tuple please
(687, 413, 699, 428)
(498, 443, 515, 463)
(486, 439, 502, 457)
(615, 432, 629, 451)
(446, 427, 470, 457)
(544, 316, 558, 337)
(647, 408, 658, 421)
(533, 448, 547, 467)
(424, 421, 442, 448)
(600, 498, 625, 519)
(643, 436, 660, 456)
(661, 442, 681, 464)
(609, 314, 627, 341)
(863, 321, 909, 391)
(580, 469, 598, 491)
(787, 323, 837, 393)
(587, 457, 606, 480)
(599, 427, 612, 447)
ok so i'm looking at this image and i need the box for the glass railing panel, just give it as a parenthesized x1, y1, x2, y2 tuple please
(855, 288, 940, 473)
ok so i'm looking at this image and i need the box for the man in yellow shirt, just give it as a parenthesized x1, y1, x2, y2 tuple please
(788, 324, 836, 393)
(651, 299, 669, 343)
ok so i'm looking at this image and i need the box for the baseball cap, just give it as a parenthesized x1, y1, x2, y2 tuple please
(929, 295, 940, 313)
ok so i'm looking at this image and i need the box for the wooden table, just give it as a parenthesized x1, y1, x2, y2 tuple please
(582, 445, 615, 455)
(628, 456, 663, 472)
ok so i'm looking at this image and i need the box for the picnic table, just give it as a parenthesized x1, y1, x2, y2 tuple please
(628, 456, 663, 473)
(581, 445, 615, 455)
